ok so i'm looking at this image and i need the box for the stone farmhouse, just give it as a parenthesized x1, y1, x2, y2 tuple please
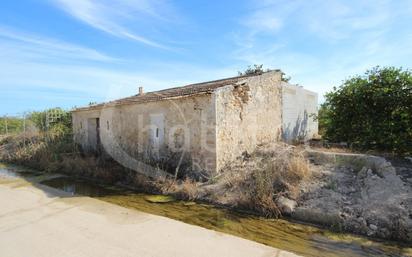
(71, 70, 318, 177)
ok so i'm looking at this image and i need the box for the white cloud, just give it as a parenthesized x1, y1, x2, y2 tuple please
(234, 0, 412, 102)
(0, 57, 242, 113)
(243, 12, 282, 32)
(0, 26, 116, 62)
(301, 0, 391, 41)
(243, 0, 392, 41)
(0, 25, 240, 113)
(51, 0, 178, 49)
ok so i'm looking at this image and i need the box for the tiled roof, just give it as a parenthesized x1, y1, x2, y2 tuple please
(72, 70, 280, 112)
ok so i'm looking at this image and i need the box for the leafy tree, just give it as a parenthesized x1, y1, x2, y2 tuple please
(316, 104, 331, 137)
(238, 64, 291, 82)
(282, 75, 291, 83)
(238, 64, 267, 76)
(28, 111, 48, 131)
(320, 66, 412, 154)
(0, 108, 71, 135)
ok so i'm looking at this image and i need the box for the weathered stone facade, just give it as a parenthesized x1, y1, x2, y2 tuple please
(214, 72, 283, 171)
(72, 71, 318, 176)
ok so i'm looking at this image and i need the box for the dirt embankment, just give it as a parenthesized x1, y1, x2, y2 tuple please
(292, 150, 412, 242)
(185, 147, 412, 243)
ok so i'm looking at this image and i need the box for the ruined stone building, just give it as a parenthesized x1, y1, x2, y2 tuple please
(71, 70, 318, 176)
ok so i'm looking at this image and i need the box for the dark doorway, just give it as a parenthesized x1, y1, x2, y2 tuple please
(96, 118, 101, 153)
(87, 118, 101, 153)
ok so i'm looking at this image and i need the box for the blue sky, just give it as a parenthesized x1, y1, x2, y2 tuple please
(1, 0, 412, 116)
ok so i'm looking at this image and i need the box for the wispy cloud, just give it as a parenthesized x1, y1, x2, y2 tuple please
(0, 26, 116, 62)
(0, 25, 237, 114)
(52, 0, 178, 49)
(300, 0, 391, 41)
(242, 12, 282, 32)
(234, 0, 412, 101)
(0, 26, 127, 112)
(243, 0, 392, 41)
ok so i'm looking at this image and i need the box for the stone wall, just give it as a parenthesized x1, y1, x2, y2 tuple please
(214, 71, 283, 172)
(72, 94, 217, 175)
(72, 71, 318, 177)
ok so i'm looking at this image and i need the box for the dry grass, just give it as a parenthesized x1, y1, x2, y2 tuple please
(1, 131, 312, 219)
(157, 177, 199, 200)
(180, 178, 199, 200)
(223, 170, 248, 189)
(220, 143, 312, 218)
(0, 130, 132, 184)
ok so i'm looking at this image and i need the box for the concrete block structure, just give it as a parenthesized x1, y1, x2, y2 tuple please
(281, 82, 318, 143)
(71, 71, 318, 176)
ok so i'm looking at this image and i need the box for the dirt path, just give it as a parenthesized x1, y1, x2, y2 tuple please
(0, 178, 298, 257)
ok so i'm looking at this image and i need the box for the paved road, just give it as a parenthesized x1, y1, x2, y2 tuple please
(0, 178, 299, 257)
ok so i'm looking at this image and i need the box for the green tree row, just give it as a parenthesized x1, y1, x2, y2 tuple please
(319, 66, 412, 155)
(0, 108, 72, 135)
(0, 117, 24, 134)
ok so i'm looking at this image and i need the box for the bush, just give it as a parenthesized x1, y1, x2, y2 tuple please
(249, 148, 309, 217)
(320, 66, 412, 155)
(0, 117, 24, 134)
(221, 143, 311, 218)
(28, 108, 71, 132)
(0, 108, 75, 167)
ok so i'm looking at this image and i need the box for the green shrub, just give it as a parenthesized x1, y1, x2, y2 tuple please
(28, 108, 71, 132)
(320, 66, 412, 155)
(0, 117, 24, 134)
